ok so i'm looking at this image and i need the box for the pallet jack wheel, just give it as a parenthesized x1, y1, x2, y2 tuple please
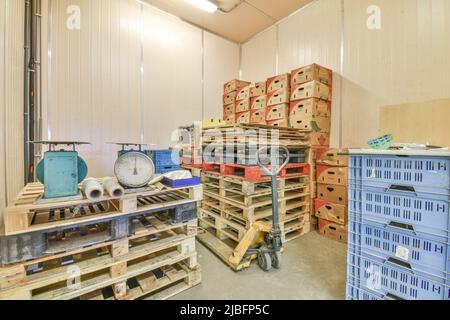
(258, 252, 272, 272)
(270, 251, 282, 269)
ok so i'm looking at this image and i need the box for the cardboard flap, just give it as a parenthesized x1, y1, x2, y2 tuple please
(236, 111, 250, 124)
(266, 104, 289, 121)
(235, 99, 250, 113)
(250, 82, 266, 97)
(317, 183, 347, 205)
(291, 64, 333, 86)
(316, 165, 348, 186)
(291, 81, 331, 102)
(267, 73, 291, 93)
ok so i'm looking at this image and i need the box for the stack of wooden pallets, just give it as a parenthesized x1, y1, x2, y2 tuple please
(0, 181, 203, 300)
(194, 123, 312, 270)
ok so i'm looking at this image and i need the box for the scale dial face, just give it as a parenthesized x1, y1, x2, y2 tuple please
(114, 151, 155, 188)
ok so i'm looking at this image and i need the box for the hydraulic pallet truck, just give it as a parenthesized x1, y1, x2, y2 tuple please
(228, 146, 290, 271)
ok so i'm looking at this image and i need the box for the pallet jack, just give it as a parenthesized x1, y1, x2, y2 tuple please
(228, 146, 290, 271)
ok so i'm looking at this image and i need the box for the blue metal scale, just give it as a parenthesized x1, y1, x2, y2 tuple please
(32, 141, 90, 199)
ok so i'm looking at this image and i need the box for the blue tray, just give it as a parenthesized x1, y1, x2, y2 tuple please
(162, 176, 200, 188)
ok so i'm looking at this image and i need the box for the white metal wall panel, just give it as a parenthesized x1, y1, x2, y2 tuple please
(0, 0, 25, 223)
(203, 32, 240, 119)
(241, 26, 277, 82)
(342, 0, 450, 147)
(45, 0, 143, 177)
(142, 4, 203, 148)
(277, 0, 342, 147)
(278, 0, 341, 74)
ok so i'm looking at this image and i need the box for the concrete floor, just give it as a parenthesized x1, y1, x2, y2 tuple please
(175, 232, 348, 300)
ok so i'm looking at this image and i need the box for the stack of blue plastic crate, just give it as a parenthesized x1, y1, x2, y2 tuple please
(346, 151, 450, 300)
(148, 150, 180, 174)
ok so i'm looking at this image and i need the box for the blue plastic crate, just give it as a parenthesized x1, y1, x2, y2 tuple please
(346, 283, 383, 300)
(348, 223, 450, 280)
(348, 185, 450, 239)
(359, 155, 450, 194)
(347, 252, 450, 300)
(155, 165, 180, 174)
(148, 150, 180, 167)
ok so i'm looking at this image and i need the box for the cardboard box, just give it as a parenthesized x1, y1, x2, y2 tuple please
(289, 98, 331, 119)
(266, 104, 289, 121)
(223, 104, 235, 117)
(224, 114, 235, 124)
(250, 95, 266, 110)
(267, 73, 290, 93)
(291, 81, 331, 102)
(291, 64, 333, 86)
(267, 119, 289, 128)
(223, 91, 237, 105)
(267, 88, 290, 107)
(315, 198, 347, 225)
(312, 146, 330, 162)
(316, 165, 348, 186)
(290, 115, 330, 132)
(202, 119, 226, 129)
(317, 183, 347, 205)
(235, 99, 250, 113)
(236, 111, 250, 124)
(236, 85, 251, 101)
(224, 79, 251, 95)
(316, 149, 349, 167)
(250, 82, 266, 97)
(318, 218, 348, 244)
(311, 132, 330, 147)
(250, 109, 266, 125)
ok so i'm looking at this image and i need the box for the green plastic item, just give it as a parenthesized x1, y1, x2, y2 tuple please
(368, 134, 394, 149)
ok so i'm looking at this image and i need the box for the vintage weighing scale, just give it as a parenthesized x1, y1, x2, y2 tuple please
(31, 141, 90, 202)
(110, 143, 158, 191)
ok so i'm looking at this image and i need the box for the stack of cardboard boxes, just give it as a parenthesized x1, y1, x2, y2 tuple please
(265, 74, 291, 127)
(223, 80, 251, 124)
(249, 82, 267, 125)
(288, 64, 333, 229)
(315, 149, 349, 243)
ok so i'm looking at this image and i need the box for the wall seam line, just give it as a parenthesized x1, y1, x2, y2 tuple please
(3, 0, 9, 205)
(339, 0, 345, 148)
(139, 3, 144, 144)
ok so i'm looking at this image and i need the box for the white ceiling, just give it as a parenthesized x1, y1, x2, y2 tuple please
(142, 0, 314, 43)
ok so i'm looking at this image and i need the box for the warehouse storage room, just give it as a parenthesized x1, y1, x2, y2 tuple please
(0, 0, 449, 306)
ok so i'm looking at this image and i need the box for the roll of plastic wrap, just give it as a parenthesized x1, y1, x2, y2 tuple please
(82, 178, 104, 200)
(103, 177, 125, 198)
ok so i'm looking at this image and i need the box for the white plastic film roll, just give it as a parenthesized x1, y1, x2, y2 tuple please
(103, 177, 125, 198)
(82, 178, 104, 200)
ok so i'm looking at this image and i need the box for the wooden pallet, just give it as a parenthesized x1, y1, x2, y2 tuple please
(203, 190, 310, 227)
(201, 124, 312, 147)
(0, 219, 199, 300)
(202, 163, 310, 182)
(3, 181, 203, 236)
(199, 207, 310, 244)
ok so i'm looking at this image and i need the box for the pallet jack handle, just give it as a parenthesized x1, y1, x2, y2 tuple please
(256, 146, 290, 229)
(256, 146, 290, 177)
